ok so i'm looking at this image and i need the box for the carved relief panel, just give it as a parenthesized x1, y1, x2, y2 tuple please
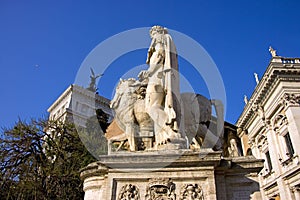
(118, 184, 140, 200)
(179, 184, 204, 200)
(282, 93, 300, 108)
(145, 178, 176, 200)
(118, 180, 206, 200)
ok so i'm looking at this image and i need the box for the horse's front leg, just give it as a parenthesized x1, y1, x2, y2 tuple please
(125, 123, 136, 151)
(116, 141, 125, 151)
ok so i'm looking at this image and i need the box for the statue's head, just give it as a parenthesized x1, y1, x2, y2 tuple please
(127, 78, 136, 85)
(116, 78, 136, 90)
(227, 131, 237, 143)
(150, 25, 168, 38)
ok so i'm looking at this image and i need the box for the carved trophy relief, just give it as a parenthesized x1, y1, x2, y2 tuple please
(118, 184, 140, 200)
(252, 103, 265, 120)
(252, 103, 271, 127)
(282, 93, 300, 108)
(145, 178, 176, 200)
(179, 184, 204, 200)
(272, 113, 287, 132)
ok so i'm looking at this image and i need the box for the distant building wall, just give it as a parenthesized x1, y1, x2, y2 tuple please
(47, 84, 112, 127)
(237, 55, 300, 200)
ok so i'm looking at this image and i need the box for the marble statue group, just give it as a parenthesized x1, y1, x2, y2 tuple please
(80, 25, 262, 200)
(106, 25, 225, 152)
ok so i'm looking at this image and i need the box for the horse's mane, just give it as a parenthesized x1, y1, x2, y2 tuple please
(112, 79, 138, 131)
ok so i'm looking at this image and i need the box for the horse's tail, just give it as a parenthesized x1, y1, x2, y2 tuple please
(210, 99, 224, 150)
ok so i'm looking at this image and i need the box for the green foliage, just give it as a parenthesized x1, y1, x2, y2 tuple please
(0, 108, 110, 200)
(78, 109, 110, 158)
(0, 118, 96, 200)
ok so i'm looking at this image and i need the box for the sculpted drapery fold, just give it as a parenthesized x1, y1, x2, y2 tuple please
(145, 26, 181, 144)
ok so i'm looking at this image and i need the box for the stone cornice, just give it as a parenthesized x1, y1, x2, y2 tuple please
(236, 57, 300, 130)
(72, 85, 110, 106)
(281, 164, 300, 181)
(98, 149, 222, 170)
(80, 161, 108, 180)
(47, 85, 73, 113)
(47, 84, 111, 114)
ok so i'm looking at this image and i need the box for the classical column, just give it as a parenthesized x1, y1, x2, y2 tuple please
(292, 186, 300, 200)
(283, 93, 300, 156)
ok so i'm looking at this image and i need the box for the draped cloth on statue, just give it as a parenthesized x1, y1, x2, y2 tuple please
(145, 26, 183, 145)
(162, 33, 180, 131)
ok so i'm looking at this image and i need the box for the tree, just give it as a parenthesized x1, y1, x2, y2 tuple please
(78, 109, 110, 159)
(0, 118, 96, 200)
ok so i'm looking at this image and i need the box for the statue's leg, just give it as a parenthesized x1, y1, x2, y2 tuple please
(108, 140, 112, 154)
(147, 84, 182, 145)
(145, 85, 169, 145)
(191, 137, 201, 149)
(116, 141, 125, 151)
(200, 129, 222, 149)
(211, 100, 224, 150)
(147, 85, 183, 145)
(125, 123, 136, 151)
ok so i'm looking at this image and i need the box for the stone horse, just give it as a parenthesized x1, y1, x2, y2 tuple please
(109, 78, 139, 151)
(181, 93, 224, 150)
(107, 79, 224, 152)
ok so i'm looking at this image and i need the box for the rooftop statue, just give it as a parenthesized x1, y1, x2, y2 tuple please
(254, 72, 259, 85)
(244, 95, 248, 104)
(87, 68, 103, 92)
(269, 46, 277, 57)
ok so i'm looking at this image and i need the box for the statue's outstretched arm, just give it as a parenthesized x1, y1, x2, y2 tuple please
(146, 38, 155, 64)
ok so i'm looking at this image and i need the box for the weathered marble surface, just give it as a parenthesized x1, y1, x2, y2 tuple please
(108, 25, 185, 152)
(81, 25, 262, 200)
(81, 150, 263, 200)
(107, 88, 225, 153)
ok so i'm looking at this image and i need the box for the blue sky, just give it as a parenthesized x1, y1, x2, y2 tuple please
(1, 0, 300, 128)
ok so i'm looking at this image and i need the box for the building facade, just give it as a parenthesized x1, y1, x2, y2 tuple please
(47, 84, 112, 127)
(237, 52, 300, 200)
(48, 56, 300, 199)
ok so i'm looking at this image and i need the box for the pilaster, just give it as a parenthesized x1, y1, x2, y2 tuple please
(292, 186, 300, 200)
(283, 93, 300, 156)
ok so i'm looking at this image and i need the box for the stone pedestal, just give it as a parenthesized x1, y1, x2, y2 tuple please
(81, 150, 263, 200)
(80, 162, 108, 200)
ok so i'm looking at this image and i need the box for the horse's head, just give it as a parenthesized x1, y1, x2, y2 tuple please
(111, 78, 137, 109)
(110, 79, 124, 109)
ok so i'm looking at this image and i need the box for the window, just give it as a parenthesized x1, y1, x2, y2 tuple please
(75, 102, 79, 111)
(265, 151, 273, 172)
(284, 132, 294, 157)
(81, 104, 89, 114)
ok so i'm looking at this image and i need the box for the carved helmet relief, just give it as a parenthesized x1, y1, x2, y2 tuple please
(282, 93, 300, 108)
(272, 113, 287, 132)
(179, 184, 204, 200)
(118, 184, 140, 200)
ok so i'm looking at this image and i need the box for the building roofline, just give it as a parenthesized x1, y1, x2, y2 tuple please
(236, 56, 300, 128)
(47, 85, 73, 113)
(47, 84, 111, 113)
